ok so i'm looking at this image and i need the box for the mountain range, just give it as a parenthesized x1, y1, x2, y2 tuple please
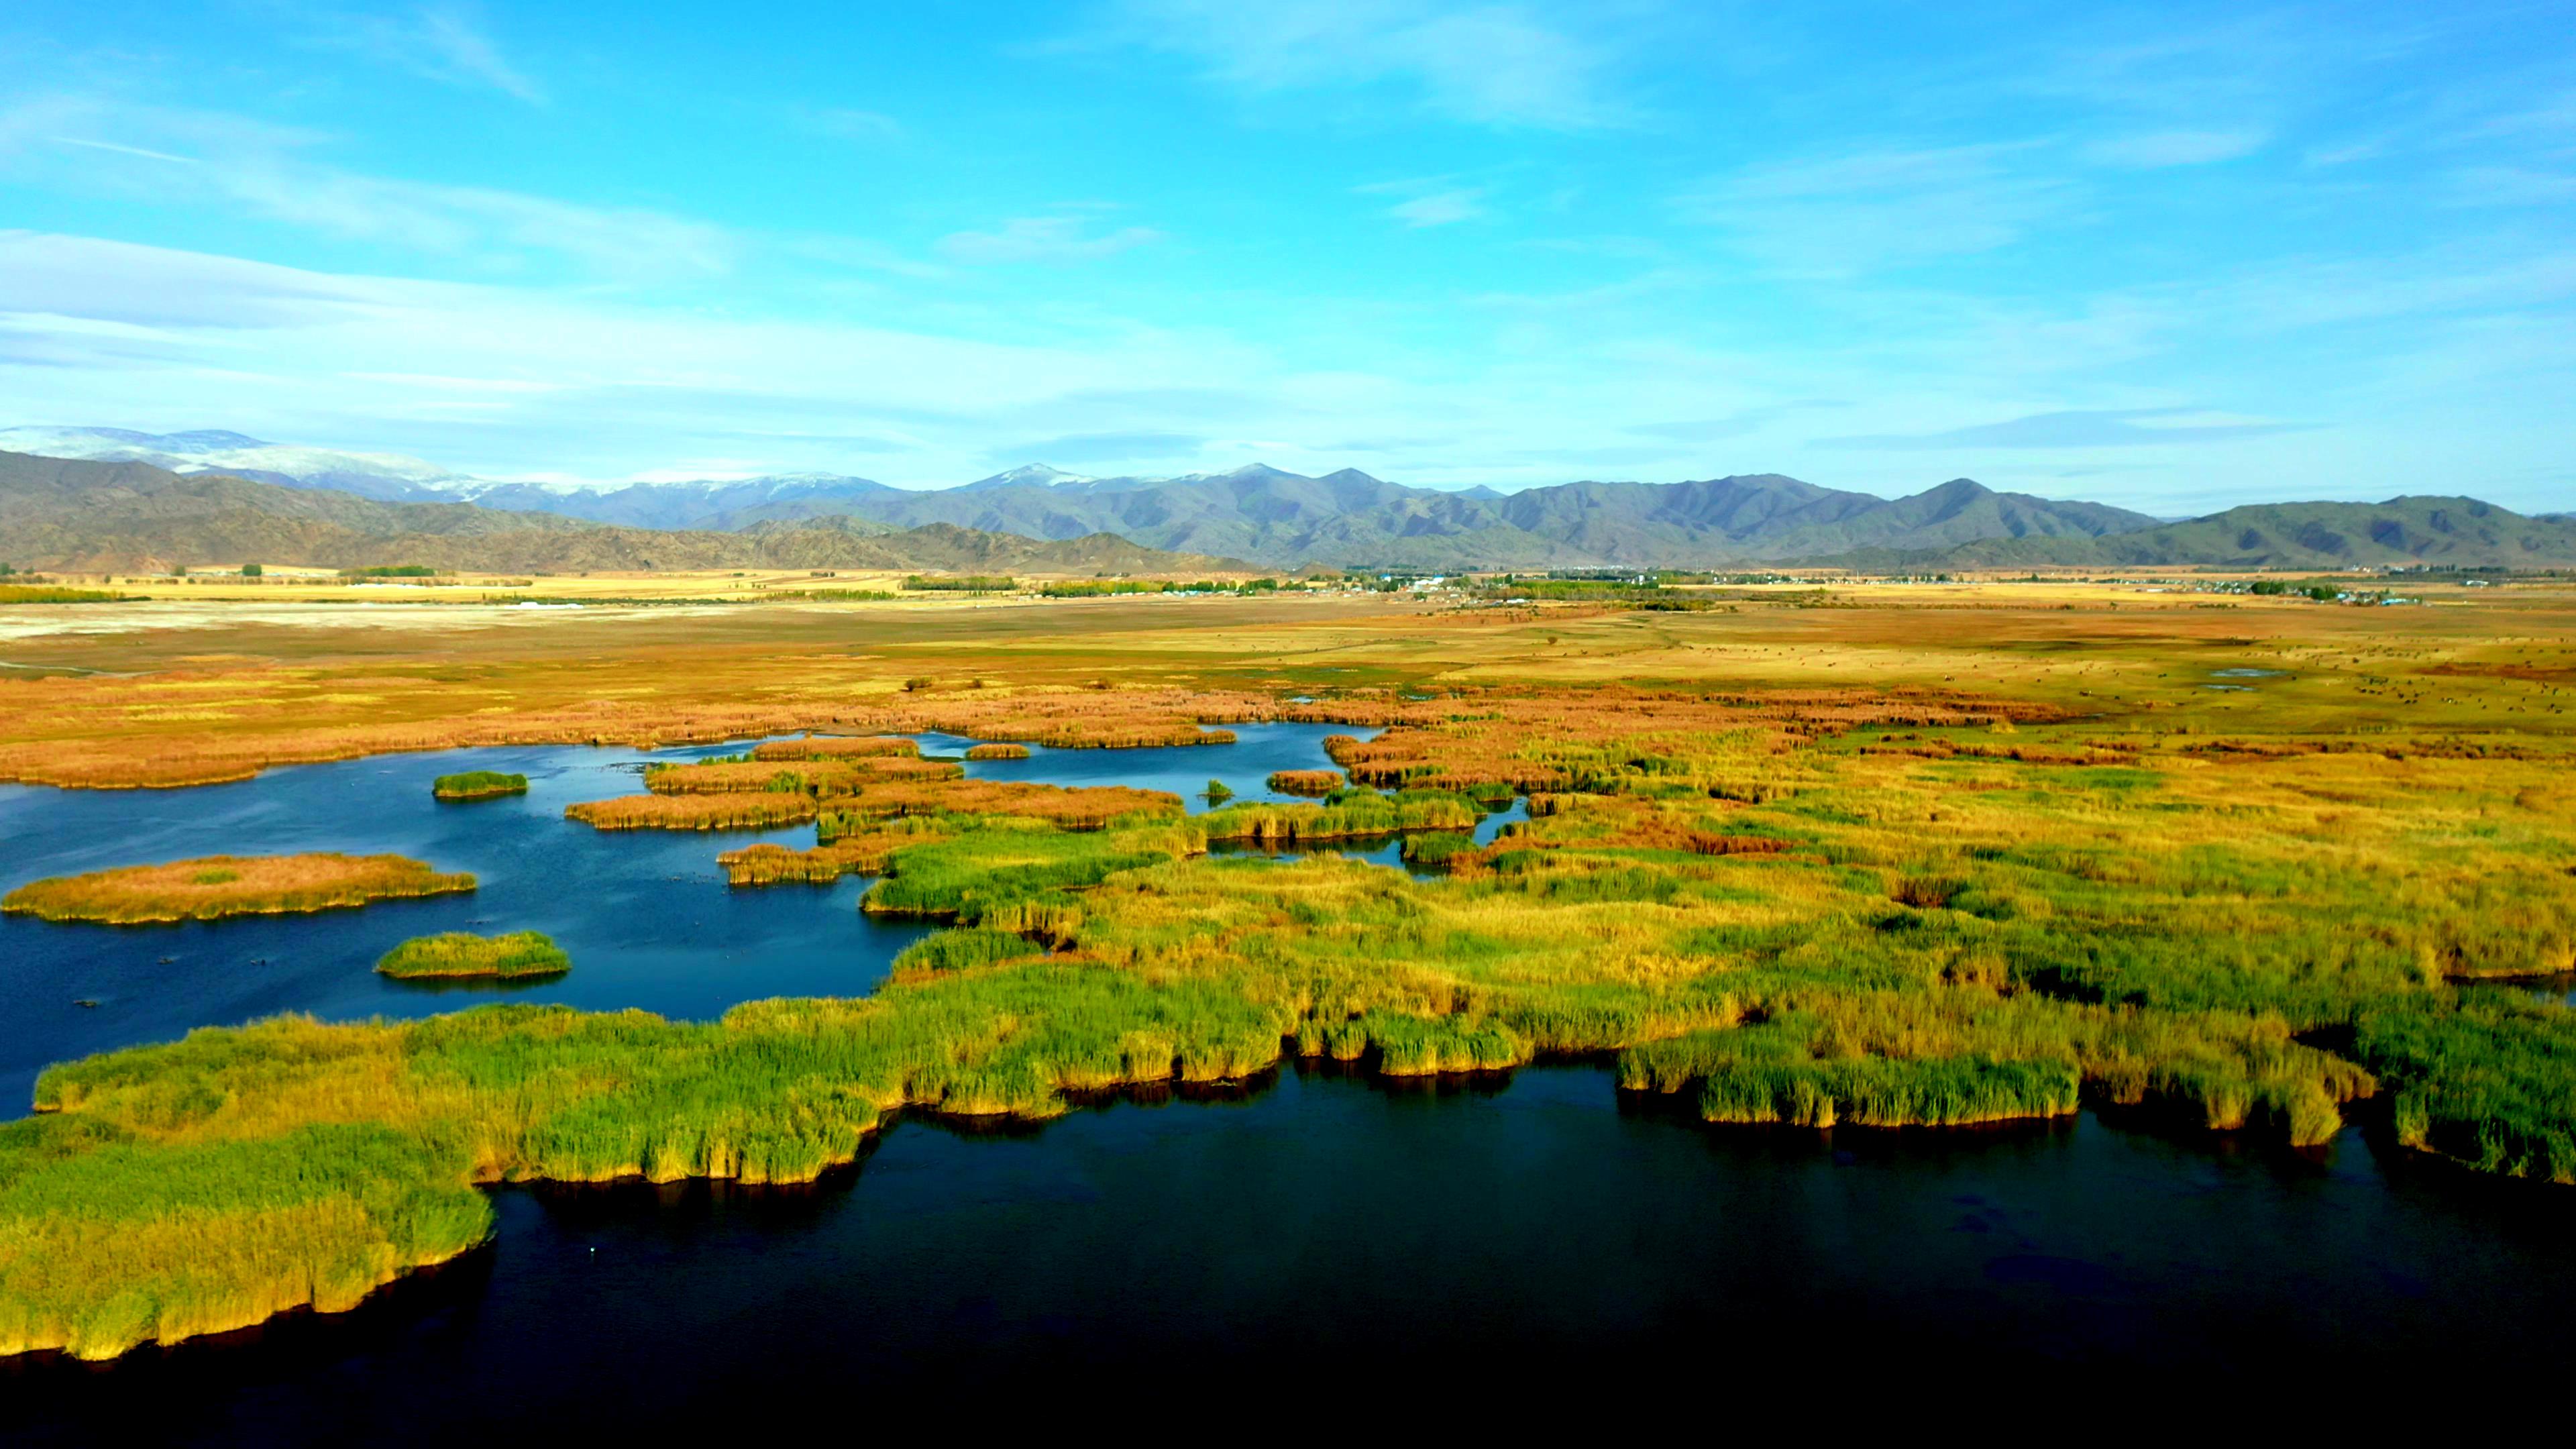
(0, 452, 1246, 576)
(0, 426, 2168, 568)
(3, 426, 2570, 572)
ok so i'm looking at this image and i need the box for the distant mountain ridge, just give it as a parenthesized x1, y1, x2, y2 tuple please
(0, 426, 2164, 567)
(0, 452, 1249, 575)
(9, 425, 2568, 570)
(1819, 496, 2576, 570)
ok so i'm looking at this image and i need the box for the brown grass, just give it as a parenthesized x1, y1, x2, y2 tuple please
(564, 794, 820, 831)
(1267, 769, 1344, 796)
(965, 743, 1031, 759)
(820, 780, 1181, 833)
(718, 824, 949, 884)
(641, 755, 961, 795)
(751, 735, 920, 761)
(2, 853, 474, 923)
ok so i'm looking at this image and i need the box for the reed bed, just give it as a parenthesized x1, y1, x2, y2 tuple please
(1200, 788, 1479, 843)
(643, 759, 867, 795)
(1267, 769, 1343, 796)
(376, 932, 571, 979)
(564, 794, 819, 831)
(860, 820, 1203, 925)
(718, 821, 947, 885)
(3, 853, 474, 924)
(431, 770, 526, 800)
(11, 595, 2576, 1357)
(751, 735, 920, 761)
(965, 743, 1031, 759)
(818, 780, 1181, 833)
(649, 754, 964, 796)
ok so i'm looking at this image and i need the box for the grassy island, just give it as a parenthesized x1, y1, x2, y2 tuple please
(1, 853, 474, 924)
(1267, 769, 1343, 796)
(965, 742, 1031, 759)
(377, 931, 572, 979)
(1202, 787, 1479, 843)
(5, 579, 2576, 1360)
(432, 770, 527, 800)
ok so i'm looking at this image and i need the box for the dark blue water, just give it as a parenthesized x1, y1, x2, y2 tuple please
(7, 1065, 2573, 1438)
(8, 725, 2576, 1433)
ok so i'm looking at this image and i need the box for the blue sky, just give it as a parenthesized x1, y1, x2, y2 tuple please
(1, 1, 2570, 511)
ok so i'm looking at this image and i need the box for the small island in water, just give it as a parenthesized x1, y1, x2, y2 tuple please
(377, 930, 572, 980)
(1, 853, 476, 924)
(433, 770, 529, 800)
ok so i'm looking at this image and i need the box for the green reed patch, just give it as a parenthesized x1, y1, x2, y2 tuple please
(432, 770, 527, 800)
(377, 932, 572, 980)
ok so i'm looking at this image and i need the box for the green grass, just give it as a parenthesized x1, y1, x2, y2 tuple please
(377, 932, 572, 980)
(1200, 786, 1480, 842)
(2357, 995, 2576, 1182)
(432, 770, 527, 800)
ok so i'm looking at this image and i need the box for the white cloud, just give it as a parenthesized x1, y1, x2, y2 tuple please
(806, 108, 904, 142)
(1387, 187, 1486, 227)
(48, 136, 197, 165)
(1678, 142, 2072, 276)
(1106, 1, 1629, 129)
(0, 231, 1257, 484)
(2085, 129, 2267, 167)
(934, 215, 1164, 264)
(310, 4, 546, 104)
(0, 96, 731, 280)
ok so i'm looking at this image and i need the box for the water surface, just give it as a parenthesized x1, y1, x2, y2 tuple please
(7, 1066, 2573, 1438)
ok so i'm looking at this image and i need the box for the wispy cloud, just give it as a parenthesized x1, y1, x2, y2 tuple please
(1630, 401, 1841, 442)
(935, 213, 1163, 264)
(989, 430, 1202, 465)
(47, 136, 199, 165)
(1678, 142, 2072, 275)
(1101, 1, 1631, 129)
(1817, 408, 2309, 450)
(309, 4, 546, 104)
(1, 97, 729, 280)
(804, 107, 904, 143)
(1386, 187, 1486, 227)
(2085, 129, 2267, 168)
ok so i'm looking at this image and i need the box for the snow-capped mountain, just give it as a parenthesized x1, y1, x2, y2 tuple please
(0, 427, 904, 530)
(961, 464, 1095, 492)
(0, 426, 474, 502)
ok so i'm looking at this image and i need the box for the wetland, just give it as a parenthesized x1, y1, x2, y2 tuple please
(2, 582, 2573, 1414)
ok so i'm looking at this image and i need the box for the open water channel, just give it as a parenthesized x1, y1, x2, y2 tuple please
(3, 725, 2571, 1435)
